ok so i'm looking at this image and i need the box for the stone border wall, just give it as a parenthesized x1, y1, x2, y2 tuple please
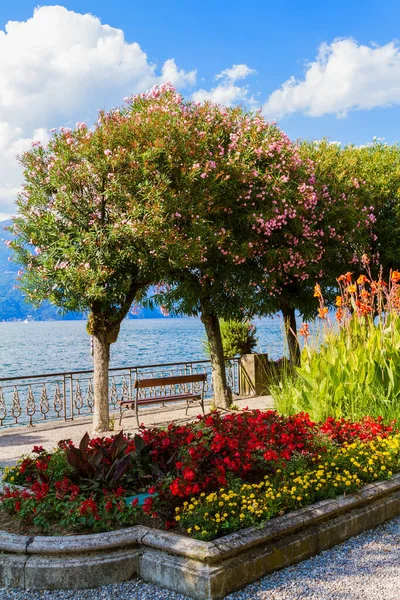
(2, 475, 400, 599)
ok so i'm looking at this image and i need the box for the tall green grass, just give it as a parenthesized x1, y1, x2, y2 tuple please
(271, 316, 400, 422)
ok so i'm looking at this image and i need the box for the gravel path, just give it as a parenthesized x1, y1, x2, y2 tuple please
(1, 515, 400, 600)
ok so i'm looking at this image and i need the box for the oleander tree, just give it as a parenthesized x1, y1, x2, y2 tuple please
(279, 140, 400, 361)
(148, 112, 357, 393)
(250, 139, 375, 363)
(9, 84, 210, 432)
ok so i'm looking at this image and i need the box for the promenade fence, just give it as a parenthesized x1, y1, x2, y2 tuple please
(0, 358, 240, 428)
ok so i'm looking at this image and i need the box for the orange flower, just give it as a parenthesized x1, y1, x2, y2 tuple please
(313, 284, 322, 298)
(336, 308, 344, 322)
(338, 272, 353, 284)
(356, 301, 372, 316)
(347, 284, 357, 294)
(357, 275, 369, 285)
(318, 307, 328, 319)
(361, 254, 370, 265)
(344, 272, 353, 283)
(299, 323, 310, 338)
(360, 289, 369, 300)
(335, 296, 343, 307)
(391, 271, 400, 284)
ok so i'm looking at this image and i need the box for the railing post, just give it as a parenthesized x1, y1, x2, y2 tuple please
(69, 374, 74, 421)
(63, 375, 67, 421)
(129, 369, 133, 398)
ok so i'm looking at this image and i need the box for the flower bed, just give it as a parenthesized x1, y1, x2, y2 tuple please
(1, 410, 398, 539)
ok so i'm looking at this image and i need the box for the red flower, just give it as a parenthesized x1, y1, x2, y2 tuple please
(31, 481, 50, 500)
(182, 468, 195, 481)
(143, 496, 153, 513)
(263, 450, 279, 461)
(79, 497, 99, 517)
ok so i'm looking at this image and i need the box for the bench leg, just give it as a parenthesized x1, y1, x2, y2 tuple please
(185, 399, 189, 415)
(136, 403, 140, 428)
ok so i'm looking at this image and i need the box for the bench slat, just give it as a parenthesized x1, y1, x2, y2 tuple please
(134, 373, 206, 389)
(121, 392, 201, 406)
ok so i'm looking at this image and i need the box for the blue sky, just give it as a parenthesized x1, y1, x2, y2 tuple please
(0, 1, 400, 219)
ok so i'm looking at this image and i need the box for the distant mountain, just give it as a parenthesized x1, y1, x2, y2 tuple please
(0, 219, 166, 321)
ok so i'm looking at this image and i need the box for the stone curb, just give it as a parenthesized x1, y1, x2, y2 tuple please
(1, 476, 400, 598)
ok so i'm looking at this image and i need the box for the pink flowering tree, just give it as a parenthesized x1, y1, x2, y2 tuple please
(251, 139, 375, 363)
(148, 107, 350, 394)
(10, 84, 209, 432)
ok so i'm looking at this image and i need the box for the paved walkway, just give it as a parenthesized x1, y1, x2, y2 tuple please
(0, 395, 273, 465)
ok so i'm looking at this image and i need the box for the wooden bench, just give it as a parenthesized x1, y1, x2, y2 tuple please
(119, 372, 207, 427)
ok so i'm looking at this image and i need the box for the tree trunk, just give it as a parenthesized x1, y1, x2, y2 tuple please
(200, 305, 232, 409)
(281, 304, 301, 366)
(92, 333, 111, 433)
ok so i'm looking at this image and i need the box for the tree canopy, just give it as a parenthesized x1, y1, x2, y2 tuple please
(11, 85, 390, 424)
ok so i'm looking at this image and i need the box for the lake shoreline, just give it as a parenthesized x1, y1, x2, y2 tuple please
(0, 317, 287, 379)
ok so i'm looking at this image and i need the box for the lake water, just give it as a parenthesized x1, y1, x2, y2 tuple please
(0, 317, 287, 379)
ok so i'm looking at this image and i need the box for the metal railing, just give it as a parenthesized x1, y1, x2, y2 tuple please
(0, 358, 240, 428)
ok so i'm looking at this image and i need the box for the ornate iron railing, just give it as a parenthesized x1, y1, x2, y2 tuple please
(0, 358, 240, 428)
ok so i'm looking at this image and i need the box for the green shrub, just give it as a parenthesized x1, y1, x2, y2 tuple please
(272, 313, 400, 422)
(204, 319, 258, 358)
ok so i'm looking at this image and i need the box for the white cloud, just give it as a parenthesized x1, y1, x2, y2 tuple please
(216, 64, 256, 82)
(161, 58, 197, 88)
(192, 63, 257, 107)
(0, 5, 196, 219)
(263, 38, 400, 120)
